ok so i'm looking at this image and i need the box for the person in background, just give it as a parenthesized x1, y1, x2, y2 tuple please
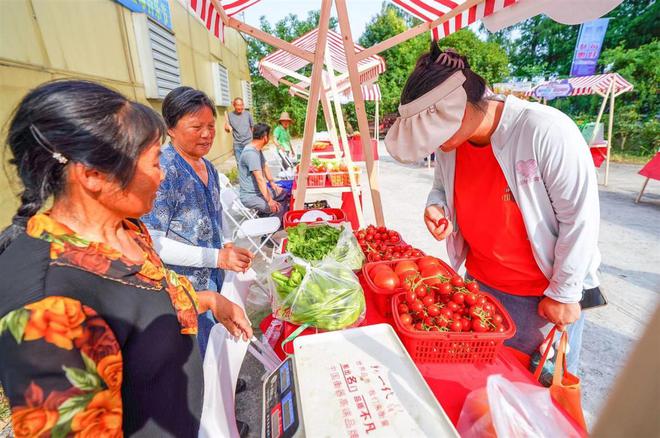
(0, 80, 251, 437)
(238, 123, 289, 222)
(386, 46, 601, 374)
(272, 111, 295, 168)
(224, 97, 253, 163)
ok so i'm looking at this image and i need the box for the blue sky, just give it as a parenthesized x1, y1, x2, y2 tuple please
(240, 0, 385, 39)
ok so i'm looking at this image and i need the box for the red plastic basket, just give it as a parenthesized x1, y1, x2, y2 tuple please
(283, 208, 347, 228)
(391, 291, 516, 364)
(361, 257, 454, 318)
(306, 173, 328, 187)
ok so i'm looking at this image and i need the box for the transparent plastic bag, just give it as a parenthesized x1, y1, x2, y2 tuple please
(324, 222, 365, 270)
(457, 375, 583, 438)
(267, 255, 366, 331)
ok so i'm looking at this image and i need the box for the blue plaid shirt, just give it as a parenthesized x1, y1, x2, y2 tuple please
(142, 144, 224, 291)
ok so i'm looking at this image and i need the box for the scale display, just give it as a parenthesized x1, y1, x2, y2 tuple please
(263, 357, 302, 438)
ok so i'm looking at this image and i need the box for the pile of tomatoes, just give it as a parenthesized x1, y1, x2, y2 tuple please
(367, 256, 508, 334)
(355, 226, 424, 262)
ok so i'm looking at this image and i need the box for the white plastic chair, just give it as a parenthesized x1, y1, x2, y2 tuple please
(217, 172, 231, 189)
(220, 187, 280, 260)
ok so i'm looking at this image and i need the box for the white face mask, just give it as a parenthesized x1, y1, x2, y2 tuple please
(385, 71, 467, 164)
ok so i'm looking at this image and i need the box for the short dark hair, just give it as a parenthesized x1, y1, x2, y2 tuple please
(253, 123, 270, 140)
(1, 79, 165, 252)
(401, 45, 486, 107)
(162, 86, 217, 128)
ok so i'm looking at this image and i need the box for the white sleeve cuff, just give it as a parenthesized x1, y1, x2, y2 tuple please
(148, 229, 220, 269)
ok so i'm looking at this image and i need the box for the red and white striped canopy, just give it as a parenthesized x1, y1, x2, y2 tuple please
(391, 0, 519, 40)
(259, 28, 386, 88)
(187, 0, 261, 42)
(341, 83, 382, 102)
(525, 73, 634, 97)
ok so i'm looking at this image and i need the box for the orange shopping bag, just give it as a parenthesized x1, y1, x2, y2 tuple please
(534, 326, 587, 430)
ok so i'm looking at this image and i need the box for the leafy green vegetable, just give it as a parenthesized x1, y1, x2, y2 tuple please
(286, 223, 341, 261)
(271, 261, 365, 331)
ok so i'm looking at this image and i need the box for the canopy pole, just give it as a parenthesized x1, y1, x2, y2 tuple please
(335, 0, 385, 226)
(605, 84, 615, 186)
(375, 98, 379, 144)
(292, 0, 334, 209)
(319, 90, 342, 159)
(211, 0, 314, 63)
(356, 0, 484, 60)
(325, 49, 366, 228)
(591, 82, 612, 146)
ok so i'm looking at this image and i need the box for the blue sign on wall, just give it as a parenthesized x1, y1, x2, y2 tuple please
(114, 0, 172, 30)
(570, 18, 610, 77)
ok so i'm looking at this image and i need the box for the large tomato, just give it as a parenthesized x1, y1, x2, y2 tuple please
(368, 264, 393, 277)
(416, 256, 442, 271)
(394, 260, 418, 277)
(373, 270, 400, 291)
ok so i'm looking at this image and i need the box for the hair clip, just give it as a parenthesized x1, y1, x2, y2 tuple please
(435, 52, 465, 70)
(29, 125, 68, 164)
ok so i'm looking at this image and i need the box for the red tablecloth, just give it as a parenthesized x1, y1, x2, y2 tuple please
(345, 137, 379, 162)
(259, 274, 547, 425)
(590, 145, 608, 168)
(639, 152, 660, 180)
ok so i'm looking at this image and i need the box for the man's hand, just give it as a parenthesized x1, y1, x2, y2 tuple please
(268, 199, 282, 213)
(217, 246, 254, 272)
(538, 297, 581, 331)
(424, 205, 453, 241)
(224, 123, 232, 133)
(197, 292, 253, 341)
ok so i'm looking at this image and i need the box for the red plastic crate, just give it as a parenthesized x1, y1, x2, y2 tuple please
(283, 208, 347, 229)
(361, 257, 454, 318)
(391, 292, 516, 364)
(306, 173, 327, 187)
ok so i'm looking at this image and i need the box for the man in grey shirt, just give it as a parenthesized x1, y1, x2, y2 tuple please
(239, 123, 289, 221)
(224, 97, 253, 163)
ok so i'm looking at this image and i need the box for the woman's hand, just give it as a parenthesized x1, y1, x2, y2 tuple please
(538, 297, 581, 331)
(197, 292, 253, 341)
(217, 246, 254, 272)
(424, 205, 453, 241)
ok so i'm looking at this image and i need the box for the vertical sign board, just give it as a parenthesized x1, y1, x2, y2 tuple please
(115, 0, 173, 30)
(570, 18, 610, 77)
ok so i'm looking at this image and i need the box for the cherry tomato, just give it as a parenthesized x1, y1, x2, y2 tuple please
(452, 293, 465, 304)
(422, 296, 435, 307)
(461, 318, 471, 331)
(415, 285, 428, 298)
(466, 281, 480, 293)
(436, 316, 449, 328)
(472, 319, 489, 333)
(410, 300, 424, 313)
(414, 322, 424, 331)
(449, 321, 463, 332)
(427, 304, 441, 317)
(475, 295, 487, 307)
(484, 303, 495, 314)
(397, 303, 409, 314)
(492, 313, 504, 324)
(493, 323, 506, 333)
(424, 316, 435, 326)
(447, 301, 460, 313)
(389, 235, 401, 244)
(404, 291, 417, 303)
(437, 283, 453, 296)
(399, 313, 412, 325)
(464, 293, 477, 306)
(450, 276, 465, 288)
(429, 326, 440, 332)
(440, 308, 453, 320)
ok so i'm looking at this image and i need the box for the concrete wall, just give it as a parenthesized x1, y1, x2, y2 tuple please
(0, 0, 250, 226)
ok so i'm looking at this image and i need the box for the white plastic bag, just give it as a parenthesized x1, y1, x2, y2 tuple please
(457, 375, 583, 438)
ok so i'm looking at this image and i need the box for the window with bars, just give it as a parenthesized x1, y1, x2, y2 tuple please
(133, 15, 182, 99)
(212, 63, 231, 107)
(241, 80, 253, 108)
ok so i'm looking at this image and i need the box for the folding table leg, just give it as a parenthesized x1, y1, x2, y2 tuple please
(635, 177, 650, 203)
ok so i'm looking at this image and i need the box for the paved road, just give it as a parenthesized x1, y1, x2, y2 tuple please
(235, 147, 660, 435)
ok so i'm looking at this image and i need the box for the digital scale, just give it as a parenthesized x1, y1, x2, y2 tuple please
(261, 324, 459, 438)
